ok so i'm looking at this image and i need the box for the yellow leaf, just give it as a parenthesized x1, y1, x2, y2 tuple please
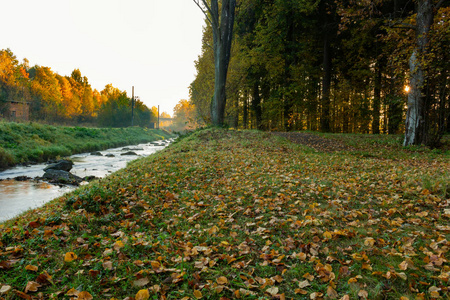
(151, 260, 161, 269)
(78, 291, 93, 300)
(364, 237, 375, 247)
(323, 231, 333, 239)
(64, 252, 77, 262)
(216, 276, 228, 285)
(193, 289, 203, 299)
(399, 260, 408, 270)
(25, 265, 38, 272)
(113, 240, 125, 250)
(135, 289, 150, 300)
(400, 296, 410, 300)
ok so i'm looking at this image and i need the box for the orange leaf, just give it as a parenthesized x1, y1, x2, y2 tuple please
(25, 265, 38, 272)
(193, 289, 203, 299)
(78, 291, 93, 300)
(217, 276, 228, 285)
(64, 252, 77, 262)
(135, 289, 150, 300)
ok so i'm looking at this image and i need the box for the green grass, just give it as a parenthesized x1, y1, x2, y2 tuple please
(0, 121, 174, 169)
(0, 128, 449, 299)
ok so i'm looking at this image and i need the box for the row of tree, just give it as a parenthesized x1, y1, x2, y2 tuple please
(0, 49, 158, 127)
(191, 0, 449, 146)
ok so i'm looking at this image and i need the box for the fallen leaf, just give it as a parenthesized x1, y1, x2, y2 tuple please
(103, 261, 113, 270)
(25, 265, 38, 272)
(358, 290, 368, 299)
(66, 288, 80, 296)
(64, 252, 77, 262)
(0, 285, 12, 294)
(327, 286, 339, 299)
(217, 276, 228, 285)
(266, 286, 279, 296)
(77, 291, 93, 300)
(135, 289, 150, 300)
(25, 281, 41, 293)
(193, 289, 203, 299)
(134, 277, 150, 287)
(299, 280, 311, 288)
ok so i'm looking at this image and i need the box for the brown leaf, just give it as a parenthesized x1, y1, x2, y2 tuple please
(36, 271, 53, 284)
(25, 281, 41, 293)
(134, 277, 150, 287)
(15, 290, 32, 299)
(66, 288, 80, 296)
(103, 261, 113, 270)
(358, 290, 368, 299)
(327, 286, 339, 299)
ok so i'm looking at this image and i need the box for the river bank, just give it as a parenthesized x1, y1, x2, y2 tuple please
(0, 139, 172, 222)
(0, 121, 174, 170)
(0, 128, 448, 299)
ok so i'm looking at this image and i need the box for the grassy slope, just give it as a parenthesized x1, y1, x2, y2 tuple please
(0, 128, 449, 299)
(0, 122, 174, 170)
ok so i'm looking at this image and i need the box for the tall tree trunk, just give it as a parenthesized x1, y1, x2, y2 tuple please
(321, 33, 332, 132)
(195, 0, 236, 127)
(373, 59, 383, 134)
(403, 0, 433, 146)
(252, 81, 262, 130)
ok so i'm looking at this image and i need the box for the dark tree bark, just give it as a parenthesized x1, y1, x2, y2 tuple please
(321, 33, 332, 132)
(252, 81, 262, 130)
(373, 59, 383, 134)
(403, 0, 434, 146)
(194, 0, 236, 127)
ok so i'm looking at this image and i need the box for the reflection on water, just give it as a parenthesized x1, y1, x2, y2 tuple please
(0, 140, 171, 223)
(0, 180, 72, 222)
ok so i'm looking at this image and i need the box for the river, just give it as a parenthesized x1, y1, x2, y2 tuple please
(0, 139, 172, 222)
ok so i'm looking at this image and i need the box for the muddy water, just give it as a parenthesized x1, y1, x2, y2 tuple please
(0, 140, 172, 222)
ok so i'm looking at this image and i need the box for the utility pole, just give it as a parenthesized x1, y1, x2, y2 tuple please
(131, 86, 135, 126)
(157, 105, 160, 129)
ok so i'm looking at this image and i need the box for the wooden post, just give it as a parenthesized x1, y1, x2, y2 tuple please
(131, 86, 135, 126)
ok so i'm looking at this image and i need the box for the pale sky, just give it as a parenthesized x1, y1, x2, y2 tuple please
(0, 0, 206, 116)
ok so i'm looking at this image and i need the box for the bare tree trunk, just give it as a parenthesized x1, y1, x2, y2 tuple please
(403, 0, 433, 146)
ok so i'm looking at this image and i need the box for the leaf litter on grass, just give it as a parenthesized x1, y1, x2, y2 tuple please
(0, 128, 449, 299)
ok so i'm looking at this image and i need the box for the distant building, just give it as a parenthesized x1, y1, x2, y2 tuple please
(1, 100, 30, 121)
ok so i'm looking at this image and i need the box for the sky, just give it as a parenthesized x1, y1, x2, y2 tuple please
(0, 0, 206, 116)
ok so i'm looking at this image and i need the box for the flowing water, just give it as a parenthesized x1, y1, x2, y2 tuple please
(0, 139, 172, 222)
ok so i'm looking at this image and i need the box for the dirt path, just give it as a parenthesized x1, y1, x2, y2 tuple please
(271, 132, 354, 152)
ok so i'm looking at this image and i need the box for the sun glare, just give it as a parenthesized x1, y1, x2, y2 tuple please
(404, 85, 411, 93)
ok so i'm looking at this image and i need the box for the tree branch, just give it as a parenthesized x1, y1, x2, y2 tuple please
(193, 0, 213, 25)
(434, 0, 445, 9)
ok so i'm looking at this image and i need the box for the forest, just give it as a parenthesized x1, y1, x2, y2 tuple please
(0, 49, 158, 128)
(190, 0, 450, 146)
